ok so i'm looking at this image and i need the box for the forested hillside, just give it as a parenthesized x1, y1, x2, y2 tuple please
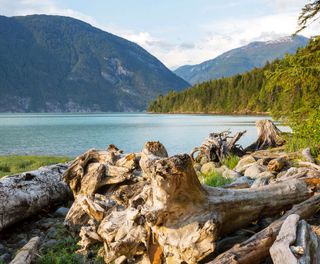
(149, 36, 319, 115)
(0, 15, 189, 112)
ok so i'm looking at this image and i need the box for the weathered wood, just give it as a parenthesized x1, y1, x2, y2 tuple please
(302, 148, 316, 163)
(208, 195, 320, 264)
(246, 120, 285, 151)
(269, 214, 300, 264)
(0, 164, 70, 231)
(9, 236, 40, 264)
(190, 130, 246, 164)
(267, 156, 287, 172)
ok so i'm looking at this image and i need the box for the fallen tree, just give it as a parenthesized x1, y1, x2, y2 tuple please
(0, 164, 70, 231)
(63, 140, 316, 263)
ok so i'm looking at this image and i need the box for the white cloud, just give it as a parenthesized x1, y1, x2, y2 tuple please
(0, 0, 318, 69)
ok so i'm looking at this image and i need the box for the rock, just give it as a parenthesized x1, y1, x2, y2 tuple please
(0, 253, 11, 263)
(42, 239, 58, 249)
(200, 162, 216, 175)
(193, 163, 202, 173)
(214, 165, 228, 175)
(235, 155, 256, 174)
(223, 169, 241, 180)
(244, 163, 266, 178)
(223, 176, 254, 189)
(54, 207, 69, 217)
(46, 226, 57, 239)
(0, 244, 6, 255)
(17, 239, 28, 248)
(200, 156, 209, 165)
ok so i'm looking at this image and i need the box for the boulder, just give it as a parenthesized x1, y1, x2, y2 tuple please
(223, 169, 241, 180)
(235, 155, 256, 174)
(200, 162, 216, 175)
(54, 207, 69, 218)
(244, 163, 266, 178)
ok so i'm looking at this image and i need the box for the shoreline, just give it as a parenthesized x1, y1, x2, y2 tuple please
(147, 111, 270, 116)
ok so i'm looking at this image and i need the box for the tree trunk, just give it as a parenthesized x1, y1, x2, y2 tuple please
(63, 141, 314, 264)
(208, 195, 320, 264)
(245, 120, 285, 151)
(0, 164, 70, 231)
(9, 236, 40, 264)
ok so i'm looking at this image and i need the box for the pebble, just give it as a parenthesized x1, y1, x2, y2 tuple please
(54, 207, 69, 217)
(0, 253, 11, 263)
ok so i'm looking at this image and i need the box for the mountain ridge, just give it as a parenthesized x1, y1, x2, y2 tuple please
(0, 14, 189, 112)
(174, 35, 309, 84)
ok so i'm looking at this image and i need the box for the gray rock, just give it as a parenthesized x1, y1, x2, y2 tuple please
(42, 239, 58, 249)
(46, 226, 57, 239)
(214, 165, 228, 175)
(244, 163, 266, 178)
(223, 169, 241, 180)
(0, 253, 11, 263)
(233, 176, 255, 186)
(0, 244, 6, 255)
(54, 207, 69, 217)
(200, 162, 216, 175)
(17, 239, 28, 248)
(235, 155, 256, 174)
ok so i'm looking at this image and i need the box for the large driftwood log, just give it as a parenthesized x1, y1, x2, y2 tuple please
(10, 237, 40, 264)
(246, 120, 285, 151)
(0, 164, 70, 231)
(208, 195, 320, 264)
(190, 130, 246, 164)
(63, 141, 315, 264)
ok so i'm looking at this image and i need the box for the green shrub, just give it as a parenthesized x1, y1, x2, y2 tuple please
(222, 155, 240, 169)
(201, 171, 233, 187)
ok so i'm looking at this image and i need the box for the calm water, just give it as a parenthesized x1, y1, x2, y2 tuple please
(0, 113, 289, 157)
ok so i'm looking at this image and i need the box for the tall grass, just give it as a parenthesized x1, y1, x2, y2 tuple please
(0, 156, 71, 178)
(222, 155, 240, 169)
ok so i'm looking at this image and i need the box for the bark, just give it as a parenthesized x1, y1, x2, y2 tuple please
(190, 130, 246, 164)
(64, 141, 314, 264)
(208, 195, 320, 264)
(0, 164, 70, 231)
(9, 236, 40, 264)
(245, 120, 285, 151)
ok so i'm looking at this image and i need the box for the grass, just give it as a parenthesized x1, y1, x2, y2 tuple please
(200, 171, 233, 187)
(222, 155, 240, 169)
(37, 225, 104, 264)
(0, 155, 71, 178)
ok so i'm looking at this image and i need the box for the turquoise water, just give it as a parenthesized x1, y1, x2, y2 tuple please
(0, 113, 288, 157)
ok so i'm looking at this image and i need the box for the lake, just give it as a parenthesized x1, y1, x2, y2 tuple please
(0, 113, 289, 157)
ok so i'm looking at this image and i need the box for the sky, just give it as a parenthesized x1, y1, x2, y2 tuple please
(0, 0, 319, 68)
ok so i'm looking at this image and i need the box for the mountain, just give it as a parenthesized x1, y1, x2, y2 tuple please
(0, 15, 189, 112)
(149, 36, 320, 116)
(174, 35, 309, 84)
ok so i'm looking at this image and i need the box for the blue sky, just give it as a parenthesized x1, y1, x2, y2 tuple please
(0, 0, 318, 68)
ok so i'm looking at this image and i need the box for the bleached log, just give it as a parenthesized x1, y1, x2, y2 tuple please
(9, 236, 40, 264)
(269, 214, 300, 264)
(0, 164, 70, 231)
(246, 120, 285, 151)
(208, 195, 320, 264)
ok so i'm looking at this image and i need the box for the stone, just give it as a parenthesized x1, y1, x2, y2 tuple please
(0, 253, 11, 263)
(42, 239, 58, 249)
(17, 239, 28, 248)
(54, 207, 69, 217)
(214, 165, 228, 175)
(0, 244, 6, 255)
(193, 163, 202, 173)
(233, 176, 255, 186)
(200, 162, 216, 175)
(244, 163, 266, 178)
(235, 155, 256, 174)
(46, 226, 57, 239)
(223, 169, 241, 180)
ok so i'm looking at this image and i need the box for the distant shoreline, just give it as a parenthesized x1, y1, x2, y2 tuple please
(147, 111, 270, 116)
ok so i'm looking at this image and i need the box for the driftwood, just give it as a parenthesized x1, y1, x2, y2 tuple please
(0, 164, 70, 231)
(63, 141, 315, 264)
(246, 120, 285, 151)
(270, 214, 320, 264)
(208, 195, 320, 264)
(10, 236, 40, 264)
(190, 130, 246, 164)
(302, 148, 316, 163)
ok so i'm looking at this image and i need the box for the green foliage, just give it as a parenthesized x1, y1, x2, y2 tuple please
(222, 155, 240, 169)
(37, 225, 104, 264)
(201, 171, 232, 187)
(0, 155, 71, 178)
(149, 37, 320, 150)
